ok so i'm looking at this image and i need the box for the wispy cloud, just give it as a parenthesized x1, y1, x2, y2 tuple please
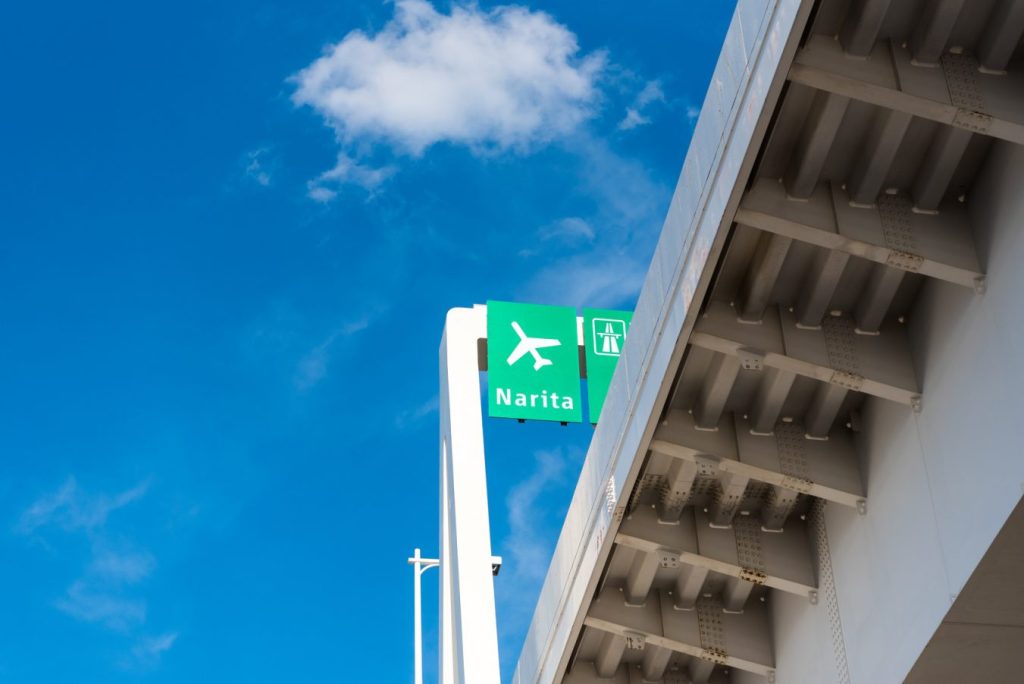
(55, 581, 147, 632)
(618, 107, 650, 130)
(293, 317, 373, 390)
(243, 301, 381, 391)
(518, 133, 666, 308)
(124, 633, 178, 670)
(292, 0, 605, 191)
(89, 545, 156, 584)
(504, 450, 567, 584)
(307, 153, 397, 201)
(394, 395, 439, 429)
(17, 477, 175, 668)
(618, 79, 664, 131)
(307, 185, 337, 203)
(540, 217, 595, 244)
(496, 449, 581, 653)
(244, 148, 272, 187)
(522, 249, 648, 309)
(15, 477, 149, 536)
(294, 332, 339, 390)
(520, 217, 596, 257)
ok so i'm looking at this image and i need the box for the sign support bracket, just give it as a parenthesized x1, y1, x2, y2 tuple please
(438, 305, 501, 684)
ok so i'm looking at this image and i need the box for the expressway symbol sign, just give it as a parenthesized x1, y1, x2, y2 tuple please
(592, 317, 626, 356)
(487, 301, 582, 423)
(584, 308, 632, 424)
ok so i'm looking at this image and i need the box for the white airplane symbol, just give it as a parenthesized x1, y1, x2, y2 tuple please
(506, 321, 561, 370)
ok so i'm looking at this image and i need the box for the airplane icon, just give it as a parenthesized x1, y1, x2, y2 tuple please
(506, 321, 561, 370)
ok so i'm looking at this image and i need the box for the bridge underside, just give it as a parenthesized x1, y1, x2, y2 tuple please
(532, 0, 1024, 682)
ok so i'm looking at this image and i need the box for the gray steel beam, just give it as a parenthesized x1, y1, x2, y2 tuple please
(693, 353, 741, 430)
(855, 263, 906, 333)
(564, 662, 629, 684)
(840, 0, 894, 57)
(749, 367, 798, 434)
(762, 485, 802, 531)
(911, 0, 967, 65)
(912, 126, 973, 211)
(658, 457, 701, 522)
(617, 505, 818, 600)
(709, 471, 751, 527)
(625, 549, 662, 606)
(785, 91, 850, 199)
(617, 504, 702, 560)
(642, 645, 672, 681)
(689, 658, 717, 684)
(978, 0, 1024, 73)
(696, 507, 816, 597)
(626, 669, 648, 684)
(804, 382, 849, 439)
(736, 179, 985, 289)
(596, 632, 627, 678)
(564, 662, 731, 684)
(564, 662, 730, 684)
(796, 248, 849, 328)
(674, 563, 710, 610)
(723, 576, 756, 613)
(847, 109, 913, 205)
(650, 409, 865, 509)
(585, 590, 775, 679)
(738, 232, 793, 323)
(789, 35, 1024, 145)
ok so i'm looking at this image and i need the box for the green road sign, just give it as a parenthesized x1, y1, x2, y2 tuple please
(584, 308, 632, 424)
(487, 301, 582, 423)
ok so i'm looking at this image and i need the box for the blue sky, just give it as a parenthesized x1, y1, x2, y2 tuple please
(0, 1, 735, 681)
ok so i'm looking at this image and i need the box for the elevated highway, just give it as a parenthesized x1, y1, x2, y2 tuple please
(513, 0, 1024, 681)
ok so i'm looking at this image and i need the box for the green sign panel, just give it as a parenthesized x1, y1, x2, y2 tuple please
(584, 308, 632, 424)
(487, 301, 582, 423)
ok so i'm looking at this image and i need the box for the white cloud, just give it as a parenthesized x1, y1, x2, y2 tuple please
(523, 250, 647, 309)
(686, 104, 700, 124)
(306, 153, 397, 201)
(618, 79, 664, 130)
(292, 0, 605, 158)
(522, 215, 597, 258)
(293, 317, 373, 390)
(89, 546, 156, 584)
(495, 449, 582, 657)
(504, 450, 567, 584)
(294, 335, 336, 390)
(18, 477, 174, 668)
(244, 302, 382, 390)
(245, 148, 272, 186)
(518, 134, 666, 308)
(125, 633, 178, 670)
(539, 216, 595, 244)
(635, 80, 665, 108)
(55, 581, 147, 632)
(307, 185, 337, 203)
(394, 395, 439, 429)
(15, 477, 149, 536)
(617, 107, 650, 131)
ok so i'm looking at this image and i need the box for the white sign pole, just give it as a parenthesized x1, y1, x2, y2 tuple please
(408, 549, 439, 684)
(438, 305, 501, 684)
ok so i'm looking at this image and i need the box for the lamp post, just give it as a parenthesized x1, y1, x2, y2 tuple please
(408, 548, 440, 684)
